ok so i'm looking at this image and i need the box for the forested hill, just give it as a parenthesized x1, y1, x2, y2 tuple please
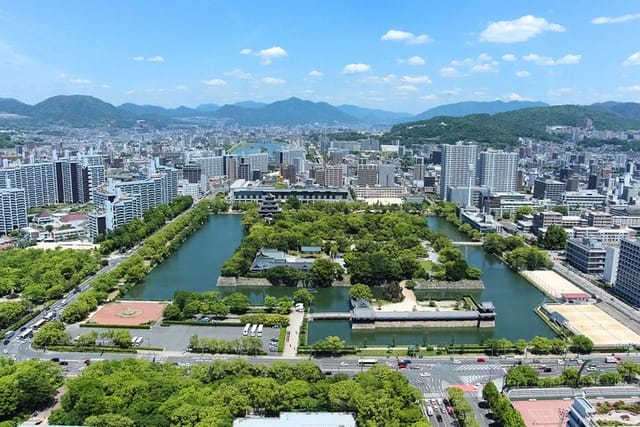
(384, 105, 640, 147)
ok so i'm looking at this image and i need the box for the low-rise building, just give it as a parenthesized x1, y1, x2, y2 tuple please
(566, 238, 607, 274)
(250, 248, 315, 272)
(232, 412, 356, 427)
(567, 397, 597, 427)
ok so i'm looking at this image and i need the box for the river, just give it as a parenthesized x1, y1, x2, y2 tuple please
(127, 212, 554, 345)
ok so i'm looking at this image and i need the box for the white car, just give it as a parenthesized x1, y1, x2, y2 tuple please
(474, 383, 482, 390)
(586, 366, 597, 372)
(340, 362, 348, 366)
(420, 372, 431, 377)
(2, 349, 7, 354)
(452, 359, 462, 364)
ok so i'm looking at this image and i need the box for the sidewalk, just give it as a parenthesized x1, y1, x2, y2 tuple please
(282, 310, 304, 358)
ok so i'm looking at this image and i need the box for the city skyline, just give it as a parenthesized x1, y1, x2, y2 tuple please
(1, 1, 640, 113)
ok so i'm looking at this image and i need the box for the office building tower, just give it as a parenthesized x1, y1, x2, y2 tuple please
(324, 165, 344, 188)
(566, 176, 580, 192)
(237, 163, 251, 181)
(240, 152, 268, 174)
(603, 246, 619, 285)
(224, 155, 237, 181)
(614, 238, 640, 307)
(413, 157, 426, 181)
(440, 143, 477, 199)
(313, 167, 325, 187)
(328, 149, 343, 165)
(478, 150, 517, 193)
(378, 164, 395, 187)
(183, 163, 203, 184)
(533, 178, 566, 201)
(357, 164, 378, 187)
(281, 164, 297, 183)
(277, 148, 306, 166)
(0, 186, 27, 235)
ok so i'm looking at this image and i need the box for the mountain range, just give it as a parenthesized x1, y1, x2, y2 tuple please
(0, 95, 639, 130)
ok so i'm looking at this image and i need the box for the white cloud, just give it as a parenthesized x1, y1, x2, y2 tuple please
(451, 58, 473, 67)
(68, 78, 92, 84)
(130, 55, 164, 62)
(101, 84, 111, 89)
(556, 54, 581, 65)
(262, 76, 286, 85)
(516, 70, 531, 77)
(471, 61, 499, 73)
(478, 52, 493, 62)
(202, 78, 227, 87)
(241, 46, 287, 64)
(503, 92, 525, 101)
(502, 53, 517, 61)
(227, 69, 253, 79)
(440, 66, 461, 77)
(619, 85, 640, 92)
(479, 15, 565, 43)
(421, 94, 438, 101)
(363, 74, 397, 84)
(398, 55, 427, 66)
(308, 70, 323, 78)
(0, 41, 31, 66)
(343, 63, 371, 74)
(592, 13, 640, 24)
(523, 53, 581, 66)
(381, 29, 432, 44)
(401, 75, 432, 84)
(623, 51, 640, 66)
(175, 84, 188, 91)
(396, 85, 418, 92)
(548, 87, 574, 97)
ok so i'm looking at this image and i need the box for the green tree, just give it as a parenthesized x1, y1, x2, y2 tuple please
(276, 296, 293, 315)
(599, 372, 622, 385)
(539, 224, 569, 250)
(569, 335, 594, 354)
(515, 206, 535, 220)
(292, 289, 314, 307)
(84, 414, 135, 427)
(312, 336, 347, 356)
(222, 292, 250, 314)
(309, 258, 340, 287)
(617, 361, 640, 382)
(104, 330, 132, 349)
(348, 284, 374, 302)
(264, 295, 278, 313)
(33, 321, 71, 348)
(76, 331, 98, 347)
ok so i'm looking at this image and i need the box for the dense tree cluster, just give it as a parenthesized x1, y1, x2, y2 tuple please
(239, 314, 290, 327)
(311, 336, 349, 356)
(32, 321, 71, 348)
(482, 381, 526, 426)
(348, 284, 374, 302)
(0, 357, 63, 423)
(538, 224, 569, 250)
(188, 335, 264, 355)
(48, 358, 428, 427)
(0, 301, 30, 330)
(0, 248, 101, 303)
(223, 202, 473, 286)
(96, 196, 194, 254)
(447, 387, 479, 427)
(432, 202, 482, 241)
(504, 362, 640, 389)
(483, 233, 552, 271)
(61, 290, 107, 324)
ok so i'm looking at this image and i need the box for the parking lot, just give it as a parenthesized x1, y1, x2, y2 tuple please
(65, 323, 282, 354)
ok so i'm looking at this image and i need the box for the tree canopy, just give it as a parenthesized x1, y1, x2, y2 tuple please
(48, 358, 428, 427)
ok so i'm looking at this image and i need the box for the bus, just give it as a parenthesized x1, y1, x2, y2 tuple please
(3, 330, 15, 340)
(256, 324, 263, 337)
(32, 319, 48, 330)
(357, 359, 378, 367)
(18, 329, 32, 340)
(243, 323, 251, 336)
(250, 324, 258, 337)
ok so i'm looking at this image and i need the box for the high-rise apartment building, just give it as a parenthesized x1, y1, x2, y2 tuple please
(0, 186, 27, 235)
(190, 156, 224, 179)
(0, 163, 57, 208)
(413, 157, 426, 181)
(357, 164, 378, 187)
(614, 238, 640, 307)
(440, 143, 477, 200)
(478, 150, 518, 193)
(324, 165, 344, 188)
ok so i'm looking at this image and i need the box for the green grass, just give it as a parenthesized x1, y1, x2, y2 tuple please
(278, 327, 286, 352)
(419, 260, 434, 271)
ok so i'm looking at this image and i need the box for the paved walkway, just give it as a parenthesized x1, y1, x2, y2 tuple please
(282, 310, 304, 358)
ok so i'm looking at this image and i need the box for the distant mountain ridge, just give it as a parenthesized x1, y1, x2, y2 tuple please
(384, 104, 640, 147)
(337, 105, 412, 125)
(1, 95, 640, 129)
(413, 100, 549, 121)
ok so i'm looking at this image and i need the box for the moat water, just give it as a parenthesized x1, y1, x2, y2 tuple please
(126, 213, 555, 345)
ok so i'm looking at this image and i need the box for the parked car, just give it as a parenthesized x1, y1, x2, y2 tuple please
(477, 357, 486, 363)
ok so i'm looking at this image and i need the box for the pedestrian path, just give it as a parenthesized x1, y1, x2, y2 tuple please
(282, 310, 304, 358)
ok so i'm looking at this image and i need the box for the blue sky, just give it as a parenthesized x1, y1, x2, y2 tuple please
(1, 1, 639, 113)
